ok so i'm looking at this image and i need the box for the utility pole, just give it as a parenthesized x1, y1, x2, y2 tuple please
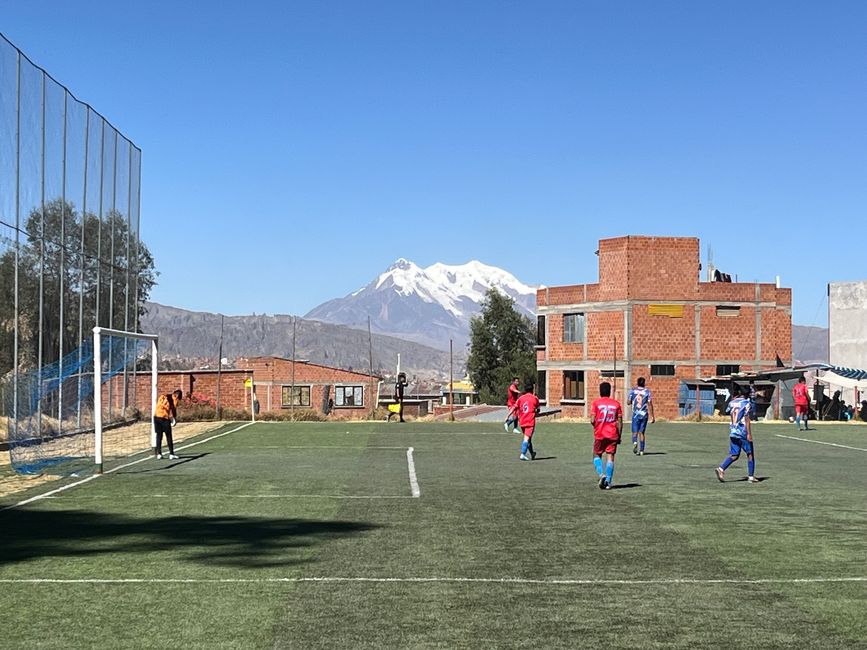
(216, 314, 223, 419)
(368, 316, 374, 420)
(449, 339, 455, 421)
(291, 316, 296, 421)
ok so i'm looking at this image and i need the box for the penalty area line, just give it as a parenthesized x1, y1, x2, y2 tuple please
(1, 576, 864, 586)
(775, 434, 867, 452)
(1, 422, 256, 512)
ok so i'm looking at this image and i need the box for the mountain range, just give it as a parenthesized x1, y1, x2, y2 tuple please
(140, 302, 457, 378)
(304, 258, 537, 349)
(142, 260, 828, 380)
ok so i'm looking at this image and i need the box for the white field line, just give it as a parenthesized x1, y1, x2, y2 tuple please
(255, 446, 409, 450)
(45, 494, 415, 500)
(1, 422, 256, 512)
(407, 447, 420, 498)
(376, 431, 514, 436)
(0, 576, 863, 586)
(775, 434, 867, 452)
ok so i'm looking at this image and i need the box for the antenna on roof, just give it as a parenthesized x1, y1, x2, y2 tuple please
(706, 244, 715, 282)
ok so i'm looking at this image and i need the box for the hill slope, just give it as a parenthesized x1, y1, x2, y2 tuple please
(141, 302, 459, 377)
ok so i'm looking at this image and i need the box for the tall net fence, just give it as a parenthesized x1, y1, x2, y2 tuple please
(0, 33, 147, 471)
(6, 333, 153, 475)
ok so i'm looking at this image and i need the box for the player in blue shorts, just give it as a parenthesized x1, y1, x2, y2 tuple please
(627, 377, 654, 455)
(715, 385, 759, 483)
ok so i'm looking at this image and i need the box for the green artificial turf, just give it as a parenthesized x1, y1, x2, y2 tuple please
(1, 421, 864, 648)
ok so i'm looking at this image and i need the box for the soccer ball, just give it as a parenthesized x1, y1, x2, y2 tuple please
(788, 416, 795, 423)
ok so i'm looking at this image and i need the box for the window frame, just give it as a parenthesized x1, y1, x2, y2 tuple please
(561, 370, 585, 404)
(334, 384, 365, 408)
(562, 313, 585, 344)
(281, 384, 311, 408)
(650, 364, 676, 377)
(716, 364, 740, 376)
(536, 370, 547, 404)
(536, 315, 546, 347)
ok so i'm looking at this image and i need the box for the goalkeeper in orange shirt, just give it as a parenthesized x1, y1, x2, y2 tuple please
(154, 389, 183, 459)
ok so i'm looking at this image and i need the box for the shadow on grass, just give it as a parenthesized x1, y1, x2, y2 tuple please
(530, 456, 557, 461)
(639, 452, 667, 456)
(119, 453, 210, 473)
(610, 483, 641, 490)
(0, 508, 379, 568)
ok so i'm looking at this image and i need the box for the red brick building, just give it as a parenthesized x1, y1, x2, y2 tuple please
(239, 356, 380, 419)
(536, 236, 792, 419)
(107, 358, 379, 420)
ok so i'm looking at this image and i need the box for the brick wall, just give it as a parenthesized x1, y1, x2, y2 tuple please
(626, 236, 701, 300)
(631, 304, 696, 359)
(105, 370, 252, 414)
(586, 311, 624, 360)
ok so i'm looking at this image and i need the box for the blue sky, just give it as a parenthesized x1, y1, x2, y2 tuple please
(3, 1, 866, 327)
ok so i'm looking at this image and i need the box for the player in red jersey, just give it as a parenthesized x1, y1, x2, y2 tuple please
(590, 381, 623, 489)
(512, 383, 540, 460)
(504, 377, 521, 433)
(792, 376, 810, 431)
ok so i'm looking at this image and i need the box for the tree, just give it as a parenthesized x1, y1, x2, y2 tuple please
(0, 198, 156, 375)
(466, 288, 536, 404)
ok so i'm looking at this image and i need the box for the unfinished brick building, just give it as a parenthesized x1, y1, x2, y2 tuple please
(535, 236, 792, 419)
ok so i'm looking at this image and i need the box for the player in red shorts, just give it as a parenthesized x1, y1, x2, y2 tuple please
(504, 377, 521, 433)
(590, 381, 623, 489)
(792, 376, 810, 431)
(512, 383, 540, 460)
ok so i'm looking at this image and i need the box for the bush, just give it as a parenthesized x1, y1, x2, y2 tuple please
(256, 409, 326, 422)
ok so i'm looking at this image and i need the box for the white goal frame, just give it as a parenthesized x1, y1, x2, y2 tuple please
(93, 326, 159, 473)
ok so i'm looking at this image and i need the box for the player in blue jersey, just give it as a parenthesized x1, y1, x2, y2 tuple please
(715, 385, 759, 483)
(627, 377, 654, 455)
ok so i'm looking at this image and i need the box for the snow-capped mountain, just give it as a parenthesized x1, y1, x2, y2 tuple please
(305, 259, 537, 350)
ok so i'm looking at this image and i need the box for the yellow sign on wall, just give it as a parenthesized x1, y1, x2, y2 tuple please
(648, 304, 684, 318)
(244, 378, 252, 387)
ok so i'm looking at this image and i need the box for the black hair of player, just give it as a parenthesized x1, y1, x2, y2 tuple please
(524, 383, 535, 394)
(172, 389, 183, 399)
(798, 376, 806, 383)
(637, 377, 646, 387)
(740, 385, 751, 397)
(599, 382, 611, 397)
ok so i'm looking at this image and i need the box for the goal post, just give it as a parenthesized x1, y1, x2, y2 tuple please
(93, 327, 159, 473)
(5, 327, 159, 476)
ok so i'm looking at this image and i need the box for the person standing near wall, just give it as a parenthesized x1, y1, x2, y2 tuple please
(393, 372, 408, 423)
(154, 389, 183, 460)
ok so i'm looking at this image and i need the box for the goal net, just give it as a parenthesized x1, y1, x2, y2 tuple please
(5, 327, 157, 475)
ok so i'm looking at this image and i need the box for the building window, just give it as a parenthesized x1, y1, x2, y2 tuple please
(335, 385, 364, 407)
(716, 306, 741, 317)
(650, 364, 675, 377)
(281, 385, 311, 407)
(536, 315, 546, 347)
(563, 313, 585, 343)
(563, 370, 585, 402)
(716, 365, 740, 376)
(536, 371, 547, 402)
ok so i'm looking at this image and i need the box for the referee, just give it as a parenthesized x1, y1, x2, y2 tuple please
(154, 389, 183, 459)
